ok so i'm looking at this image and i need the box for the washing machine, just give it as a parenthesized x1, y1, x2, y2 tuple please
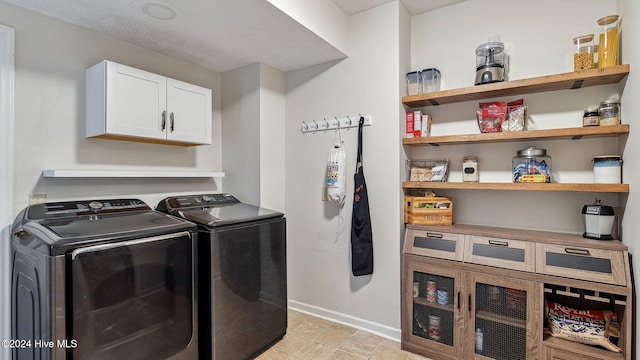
(156, 193, 287, 360)
(11, 199, 199, 360)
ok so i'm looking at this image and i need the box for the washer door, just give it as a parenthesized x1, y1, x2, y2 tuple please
(69, 231, 194, 360)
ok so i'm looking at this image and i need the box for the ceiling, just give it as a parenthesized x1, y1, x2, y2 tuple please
(331, 0, 467, 15)
(4, 0, 466, 73)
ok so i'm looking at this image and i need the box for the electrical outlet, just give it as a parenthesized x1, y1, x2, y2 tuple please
(321, 187, 327, 201)
(29, 193, 47, 204)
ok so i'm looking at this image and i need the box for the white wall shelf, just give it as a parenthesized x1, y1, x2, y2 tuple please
(42, 170, 225, 178)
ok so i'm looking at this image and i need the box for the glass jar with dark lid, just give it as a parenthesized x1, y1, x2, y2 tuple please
(583, 106, 600, 126)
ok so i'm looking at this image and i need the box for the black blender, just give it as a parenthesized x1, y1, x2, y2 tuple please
(475, 41, 506, 85)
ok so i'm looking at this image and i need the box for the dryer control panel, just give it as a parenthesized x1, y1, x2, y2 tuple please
(164, 193, 240, 210)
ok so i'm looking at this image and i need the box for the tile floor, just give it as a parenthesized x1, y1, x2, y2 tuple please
(256, 310, 432, 360)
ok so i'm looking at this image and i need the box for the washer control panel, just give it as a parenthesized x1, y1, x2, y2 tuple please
(26, 199, 150, 219)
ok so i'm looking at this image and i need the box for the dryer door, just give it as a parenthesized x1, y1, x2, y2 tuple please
(69, 231, 195, 360)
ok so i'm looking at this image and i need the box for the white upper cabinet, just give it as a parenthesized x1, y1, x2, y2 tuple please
(86, 60, 212, 146)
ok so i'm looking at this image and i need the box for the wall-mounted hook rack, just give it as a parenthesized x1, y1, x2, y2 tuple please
(300, 115, 372, 134)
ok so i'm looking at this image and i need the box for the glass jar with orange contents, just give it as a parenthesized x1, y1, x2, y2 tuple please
(597, 15, 620, 68)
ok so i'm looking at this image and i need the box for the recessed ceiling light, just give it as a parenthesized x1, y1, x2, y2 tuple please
(141, 3, 177, 21)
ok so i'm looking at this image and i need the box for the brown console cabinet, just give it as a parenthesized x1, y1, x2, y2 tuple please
(401, 224, 632, 360)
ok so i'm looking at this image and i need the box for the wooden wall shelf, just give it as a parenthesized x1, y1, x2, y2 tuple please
(402, 181, 629, 193)
(402, 65, 629, 107)
(403, 124, 629, 146)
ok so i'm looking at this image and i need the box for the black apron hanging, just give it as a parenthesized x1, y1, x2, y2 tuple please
(350, 116, 373, 276)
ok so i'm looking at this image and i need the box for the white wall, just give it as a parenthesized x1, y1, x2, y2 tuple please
(221, 63, 286, 210)
(0, 1, 223, 214)
(259, 63, 286, 212)
(617, 0, 640, 350)
(285, 2, 404, 338)
(221, 63, 261, 205)
(409, 0, 620, 233)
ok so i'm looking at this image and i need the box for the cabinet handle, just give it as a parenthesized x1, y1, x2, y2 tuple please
(426, 232, 443, 239)
(457, 291, 461, 310)
(468, 294, 472, 313)
(488, 239, 509, 247)
(170, 112, 175, 132)
(564, 247, 591, 256)
(161, 110, 166, 131)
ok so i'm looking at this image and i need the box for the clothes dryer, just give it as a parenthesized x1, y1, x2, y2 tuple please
(157, 194, 286, 360)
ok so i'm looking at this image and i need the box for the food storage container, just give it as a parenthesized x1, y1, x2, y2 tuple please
(406, 71, 420, 96)
(583, 106, 600, 126)
(421, 68, 441, 93)
(597, 15, 620, 68)
(598, 100, 621, 126)
(593, 155, 622, 184)
(573, 34, 595, 71)
(512, 147, 551, 183)
(462, 156, 479, 182)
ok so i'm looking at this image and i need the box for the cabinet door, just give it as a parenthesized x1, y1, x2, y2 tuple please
(404, 227, 464, 261)
(166, 78, 212, 145)
(536, 244, 626, 285)
(403, 256, 464, 359)
(467, 273, 539, 360)
(464, 235, 535, 272)
(105, 61, 167, 140)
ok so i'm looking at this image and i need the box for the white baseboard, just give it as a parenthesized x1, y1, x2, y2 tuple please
(287, 299, 401, 341)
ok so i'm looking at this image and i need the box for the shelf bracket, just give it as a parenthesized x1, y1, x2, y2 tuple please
(571, 80, 584, 89)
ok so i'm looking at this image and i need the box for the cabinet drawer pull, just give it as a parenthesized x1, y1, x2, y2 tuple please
(170, 112, 175, 132)
(426, 232, 443, 239)
(488, 239, 509, 247)
(457, 292, 461, 310)
(161, 110, 167, 131)
(468, 294, 472, 313)
(564, 247, 591, 256)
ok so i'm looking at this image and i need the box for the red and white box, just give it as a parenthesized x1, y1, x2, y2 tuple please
(413, 110, 422, 137)
(405, 112, 414, 138)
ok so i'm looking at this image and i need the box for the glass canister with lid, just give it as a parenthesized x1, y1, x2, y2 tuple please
(597, 15, 620, 68)
(599, 100, 621, 126)
(573, 34, 595, 71)
(462, 156, 479, 182)
(512, 147, 551, 183)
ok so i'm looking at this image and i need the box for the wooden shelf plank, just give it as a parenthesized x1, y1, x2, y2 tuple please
(414, 297, 455, 312)
(476, 310, 526, 329)
(402, 65, 629, 107)
(403, 125, 629, 146)
(42, 170, 226, 178)
(402, 182, 629, 193)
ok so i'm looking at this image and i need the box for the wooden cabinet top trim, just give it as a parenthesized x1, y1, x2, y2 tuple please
(406, 223, 627, 251)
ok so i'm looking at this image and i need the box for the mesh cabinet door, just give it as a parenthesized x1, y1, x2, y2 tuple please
(403, 257, 464, 359)
(469, 274, 538, 360)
